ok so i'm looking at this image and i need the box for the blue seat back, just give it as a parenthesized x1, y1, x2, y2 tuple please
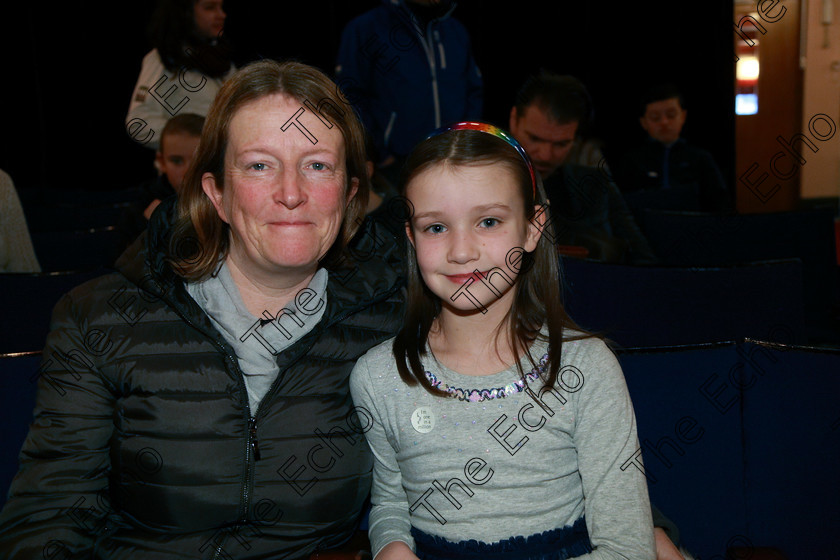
(618, 341, 840, 559)
(0, 269, 105, 353)
(0, 352, 42, 511)
(619, 344, 747, 558)
(31, 228, 124, 272)
(562, 257, 806, 347)
(640, 209, 839, 342)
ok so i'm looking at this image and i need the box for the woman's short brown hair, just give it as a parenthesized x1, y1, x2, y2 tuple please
(168, 59, 370, 280)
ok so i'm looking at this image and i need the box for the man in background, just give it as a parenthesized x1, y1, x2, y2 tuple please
(509, 71, 658, 264)
(335, 0, 483, 185)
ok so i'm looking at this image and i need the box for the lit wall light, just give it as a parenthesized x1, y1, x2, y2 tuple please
(736, 56, 760, 81)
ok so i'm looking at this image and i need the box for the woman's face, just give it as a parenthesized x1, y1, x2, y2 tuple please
(193, 0, 226, 39)
(202, 93, 358, 279)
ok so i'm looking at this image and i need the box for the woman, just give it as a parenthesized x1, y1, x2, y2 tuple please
(126, 0, 235, 150)
(0, 60, 404, 559)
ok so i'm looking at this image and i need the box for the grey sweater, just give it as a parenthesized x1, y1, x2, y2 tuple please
(350, 333, 655, 560)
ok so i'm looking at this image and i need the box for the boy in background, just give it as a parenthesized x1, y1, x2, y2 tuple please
(508, 71, 658, 264)
(118, 114, 204, 248)
(617, 84, 728, 213)
(144, 113, 205, 218)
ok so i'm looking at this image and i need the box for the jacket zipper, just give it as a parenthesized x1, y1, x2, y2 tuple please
(154, 268, 402, 560)
(249, 417, 261, 461)
(405, 12, 440, 129)
(395, 0, 454, 131)
(162, 307, 255, 560)
(235, 353, 256, 540)
(426, 25, 441, 127)
(436, 31, 446, 70)
(384, 112, 397, 148)
(210, 352, 255, 560)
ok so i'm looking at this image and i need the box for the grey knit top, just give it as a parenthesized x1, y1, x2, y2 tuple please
(350, 333, 655, 560)
(186, 262, 327, 414)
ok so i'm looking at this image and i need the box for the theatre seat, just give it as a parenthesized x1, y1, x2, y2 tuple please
(4, 341, 834, 557)
(20, 187, 146, 211)
(31, 227, 124, 272)
(617, 341, 840, 559)
(561, 257, 806, 348)
(25, 202, 135, 232)
(640, 208, 839, 343)
(0, 269, 105, 354)
(0, 351, 41, 511)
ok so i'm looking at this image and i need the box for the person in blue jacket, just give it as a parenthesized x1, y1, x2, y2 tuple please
(335, 0, 483, 183)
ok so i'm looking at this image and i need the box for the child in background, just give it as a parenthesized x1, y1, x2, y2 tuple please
(616, 83, 728, 213)
(126, 0, 233, 150)
(117, 114, 204, 248)
(145, 113, 204, 217)
(350, 122, 655, 560)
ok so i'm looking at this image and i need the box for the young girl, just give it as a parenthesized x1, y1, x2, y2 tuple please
(126, 0, 234, 150)
(350, 122, 655, 560)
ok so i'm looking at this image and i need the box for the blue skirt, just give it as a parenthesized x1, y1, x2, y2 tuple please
(411, 517, 593, 560)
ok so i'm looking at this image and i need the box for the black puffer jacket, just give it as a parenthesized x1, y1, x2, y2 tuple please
(0, 200, 405, 559)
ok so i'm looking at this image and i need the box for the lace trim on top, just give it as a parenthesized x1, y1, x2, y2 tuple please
(424, 352, 549, 402)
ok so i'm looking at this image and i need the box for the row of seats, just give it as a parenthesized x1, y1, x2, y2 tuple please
(18, 187, 840, 274)
(618, 341, 840, 559)
(16, 186, 840, 275)
(3, 341, 837, 558)
(560, 206, 838, 346)
(30, 229, 126, 273)
(0, 269, 107, 354)
(562, 257, 807, 347)
(2, 216, 837, 353)
(20, 187, 147, 215)
(0, 256, 817, 354)
(19, 187, 146, 273)
(4, 190, 838, 559)
(639, 207, 839, 343)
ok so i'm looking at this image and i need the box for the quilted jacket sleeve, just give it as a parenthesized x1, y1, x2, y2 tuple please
(0, 290, 116, 558)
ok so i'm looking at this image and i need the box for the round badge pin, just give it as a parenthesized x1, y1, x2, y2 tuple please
(411, 406, 435, 434)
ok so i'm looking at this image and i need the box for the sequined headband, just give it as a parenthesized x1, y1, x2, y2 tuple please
(425, 121, 537, 197)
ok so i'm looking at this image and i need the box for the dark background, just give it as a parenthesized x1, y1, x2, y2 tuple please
(0, 1, 735, 194)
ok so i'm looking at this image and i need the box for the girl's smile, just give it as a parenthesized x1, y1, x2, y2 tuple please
(444, 271, 488, 284)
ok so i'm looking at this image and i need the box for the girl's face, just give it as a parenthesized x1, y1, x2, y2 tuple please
(194, 0, 226, 39)
(406, 162, 542, 315)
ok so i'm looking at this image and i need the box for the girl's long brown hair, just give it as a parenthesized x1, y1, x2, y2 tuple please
(393, 129, 594, 395)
